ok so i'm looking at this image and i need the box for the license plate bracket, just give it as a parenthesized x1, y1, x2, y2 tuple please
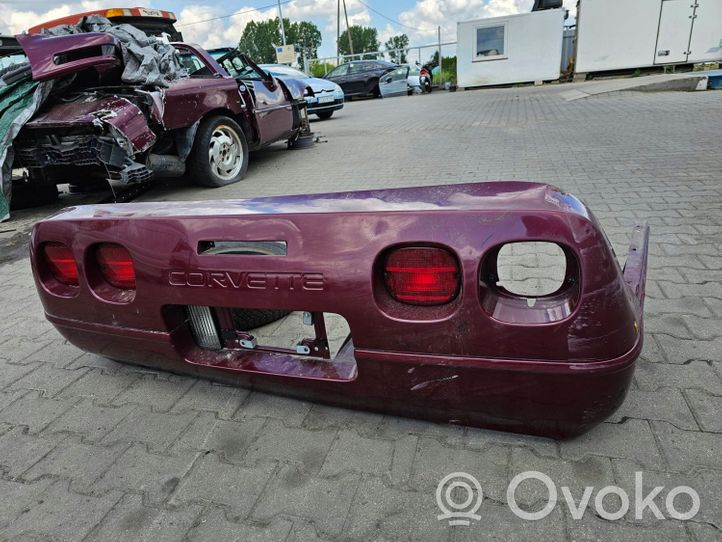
(216, 308, 332, 359)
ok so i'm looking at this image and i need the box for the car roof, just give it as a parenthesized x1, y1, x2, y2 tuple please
(342, 59, 393, 66)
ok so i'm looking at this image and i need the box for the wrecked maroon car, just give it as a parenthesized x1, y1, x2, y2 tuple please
(11, 32, 312, 194)
(30, 182, 649, 439)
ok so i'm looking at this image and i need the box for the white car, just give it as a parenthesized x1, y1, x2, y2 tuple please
(261, 64, 345, 119)
(379, 64, 424, 97)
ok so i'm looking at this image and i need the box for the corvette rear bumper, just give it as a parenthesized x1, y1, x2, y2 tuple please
(32, 182, 650, 439)
(48, 312, 640, 439)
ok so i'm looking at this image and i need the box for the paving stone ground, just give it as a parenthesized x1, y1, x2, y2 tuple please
(0, 84, 720, 541)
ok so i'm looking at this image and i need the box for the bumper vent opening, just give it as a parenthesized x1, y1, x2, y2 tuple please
(181, 306, 356, 382)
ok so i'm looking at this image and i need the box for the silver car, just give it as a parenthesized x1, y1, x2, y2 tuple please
(261, 64, 345, 119)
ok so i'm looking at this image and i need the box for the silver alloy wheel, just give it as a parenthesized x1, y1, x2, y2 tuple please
(208, 125, 243, 180)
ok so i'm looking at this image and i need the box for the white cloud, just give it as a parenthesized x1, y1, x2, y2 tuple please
(398, 0, 576, 45)
(177, 4, 279, 49)
(0, 0, 576, 58)
(0, 0, 118, 35)
(177, 0, 370, 53)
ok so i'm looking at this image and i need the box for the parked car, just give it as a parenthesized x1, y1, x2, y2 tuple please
(29, 181, 650, 438)
(379, 64, 429, 97)
(261, 64, 344, 119)
(324, 60, 396, 98)
(9, 35, 313, 199)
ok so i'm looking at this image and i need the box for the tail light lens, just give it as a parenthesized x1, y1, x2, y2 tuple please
(96, 244, 136, 289)
(384, 247, 460, 305)
(41, 242, 79, 286)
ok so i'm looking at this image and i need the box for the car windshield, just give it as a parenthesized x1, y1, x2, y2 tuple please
(177, 51, 211, 77)
(263, 65, 308, 79)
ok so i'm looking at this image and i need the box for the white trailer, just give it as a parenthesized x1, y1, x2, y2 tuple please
(576, 0, 722, 74)
(456, 9, 565, 88)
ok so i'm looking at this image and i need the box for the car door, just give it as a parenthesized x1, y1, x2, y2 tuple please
(379, 66, 409, 97)
(325, 64, 349, 92)
(224, 54, 293, 144)
(248, 77, 293, 143)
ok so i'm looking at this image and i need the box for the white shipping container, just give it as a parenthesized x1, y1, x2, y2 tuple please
(456, 9, 565, 88)
(576, 0, 722, 73)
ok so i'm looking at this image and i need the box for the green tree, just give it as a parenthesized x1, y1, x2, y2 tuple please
(238, 18, 321, 64)
(338, 25, 380, 59)
(384, 33, 409, 64)
(309, 61, 335, 77)
(286, 20, 322, 63)
(238, 19, 279, 63)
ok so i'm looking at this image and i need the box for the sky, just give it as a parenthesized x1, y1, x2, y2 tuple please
(0, 0, 577, 60)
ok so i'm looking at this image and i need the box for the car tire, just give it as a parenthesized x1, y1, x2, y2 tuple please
(188, 115, 248, 188)
(232, 309, 291, 331)
(316, 111, 334, 120)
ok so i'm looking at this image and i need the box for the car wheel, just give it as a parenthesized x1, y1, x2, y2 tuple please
(188, 115, 248, 188)
(316, 111, 334, 120)
(232, 309, 291, 331)
(372, 84, 381, 98)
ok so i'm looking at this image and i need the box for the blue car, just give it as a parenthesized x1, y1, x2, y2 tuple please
(260, 64, 344, 119)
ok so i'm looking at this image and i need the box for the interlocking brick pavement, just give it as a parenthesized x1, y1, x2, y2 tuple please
(0, 85, 721, 540)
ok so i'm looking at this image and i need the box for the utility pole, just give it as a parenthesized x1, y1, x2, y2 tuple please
(437, 25, 442, 87)
(336, 0, 340, 63)
(277, 0, 286, 45)
(342, 0, 354, 56)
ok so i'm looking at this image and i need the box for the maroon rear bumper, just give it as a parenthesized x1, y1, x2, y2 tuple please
(49, 312, 639, 439)
(31, 182, 649, 439)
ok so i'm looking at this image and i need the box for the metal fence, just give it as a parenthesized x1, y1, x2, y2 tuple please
(305, 41, 458, 86)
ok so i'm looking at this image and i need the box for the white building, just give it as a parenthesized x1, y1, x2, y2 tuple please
(576, 0, 722, 74)
(456, 9, 566, 89)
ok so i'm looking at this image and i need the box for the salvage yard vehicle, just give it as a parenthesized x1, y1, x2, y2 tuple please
(26, 7, 183, 41)
(261, 64, 345, 119)
(30, 181, 649, 439)
(10, 32, 313, 196)
(324, 59, 396, 98)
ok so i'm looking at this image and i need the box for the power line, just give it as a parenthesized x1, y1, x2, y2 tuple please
(176, 0, 293, 28)
(355, 0, 434, 32)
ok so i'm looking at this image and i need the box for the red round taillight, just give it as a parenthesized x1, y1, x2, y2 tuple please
(95, 244, 136, 289)
(41, 242, 79, 286)
(384, 247, 460, 306)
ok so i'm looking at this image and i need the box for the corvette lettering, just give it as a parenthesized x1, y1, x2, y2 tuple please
(168, 270, 324, 291)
